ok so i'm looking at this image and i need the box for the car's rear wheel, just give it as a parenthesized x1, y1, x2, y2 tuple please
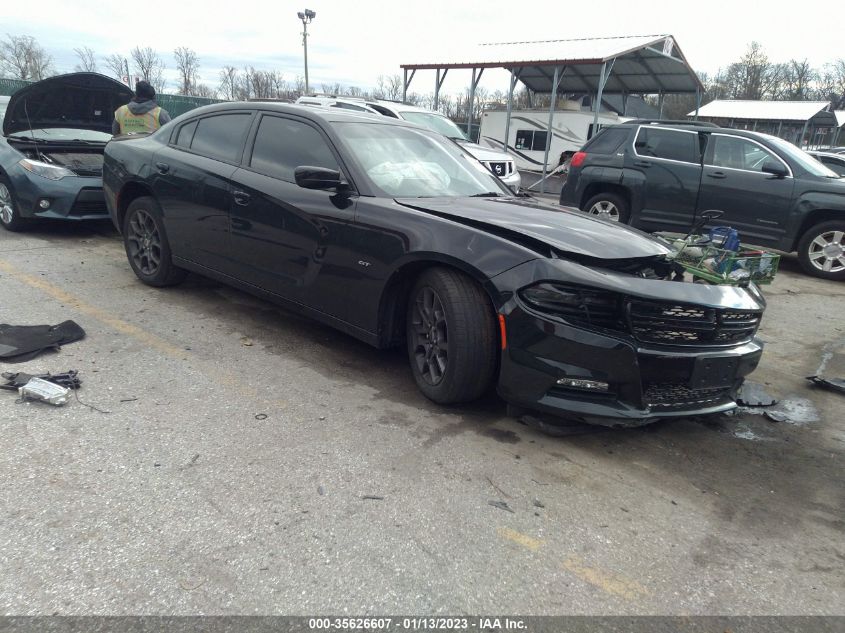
(123, 196, 187, 287)
(406, 268, 497, 404)
(797, 221, 845, 281)
(0, 177, 32, 232)
(582, 192, 630, 223)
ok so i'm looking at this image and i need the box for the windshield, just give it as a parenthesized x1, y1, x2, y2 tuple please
(767, 136, 840, 178)
(335, 122, 509, 198)
(9, 128, 112, 142)
(399, 112, 467, 141)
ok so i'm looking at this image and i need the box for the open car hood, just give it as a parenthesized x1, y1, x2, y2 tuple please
(3, 73, 133, 136)
(395, 196, 672, 260)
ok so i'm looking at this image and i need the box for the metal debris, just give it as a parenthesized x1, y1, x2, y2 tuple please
(806, 375, 845, 395)
(763, 397, 820, 425)
(361, 495, 384, 501)
(737, 381, 778, 407)
(254, 413, 268, 420)
(533, 499, 545, 508)
(488, 500, 515, 513)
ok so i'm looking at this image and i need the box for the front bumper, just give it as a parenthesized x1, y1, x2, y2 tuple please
(8, 170, 109, 221)
(498, 303, 763, 427)
(500, 170, 521, 191)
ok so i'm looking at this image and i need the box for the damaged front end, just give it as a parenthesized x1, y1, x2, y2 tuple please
(494, 254, 766, 427)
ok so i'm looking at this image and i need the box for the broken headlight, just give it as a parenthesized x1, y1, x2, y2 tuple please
(19, 158, 75, 180)
(519, 283, 625, 332)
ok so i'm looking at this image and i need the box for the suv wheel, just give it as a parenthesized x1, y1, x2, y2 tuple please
(582, 192, 629, 223)
(797, 221, 845, 281)
(406, 268, 497, 404)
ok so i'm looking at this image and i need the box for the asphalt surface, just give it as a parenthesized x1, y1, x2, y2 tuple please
(0, 219, 843, 615)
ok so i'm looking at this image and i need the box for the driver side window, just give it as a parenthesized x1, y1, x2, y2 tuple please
(249, 115, 340, 182)
(706, 135, 779, 173)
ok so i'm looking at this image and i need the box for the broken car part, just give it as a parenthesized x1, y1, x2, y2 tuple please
(0, 321, 85, 363)
(806, 375, 845, 395)
(18, 377, 71, 406)
(736, 381, 778, 407)
(1, 370, 81, 391)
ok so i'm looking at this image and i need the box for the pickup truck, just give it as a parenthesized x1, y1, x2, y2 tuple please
(560, 121, 845, 280)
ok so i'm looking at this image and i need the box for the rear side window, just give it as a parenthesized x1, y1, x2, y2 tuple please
(635, 127, 699, 163)
(174, 120, 197, 148)
(249, 115, 339, 182)
(190, 113, 252, 163)
(584, 127, 628, 154)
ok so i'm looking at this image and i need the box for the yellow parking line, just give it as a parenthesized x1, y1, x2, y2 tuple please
(562, 555, 650, 601)
(0, 258, 258, 397)
(497, 527, 544, 552)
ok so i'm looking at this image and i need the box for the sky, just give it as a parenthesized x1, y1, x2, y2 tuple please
(3, 0, 842, 97)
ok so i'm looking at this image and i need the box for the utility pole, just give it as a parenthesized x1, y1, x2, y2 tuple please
(297, 9, 316, 94)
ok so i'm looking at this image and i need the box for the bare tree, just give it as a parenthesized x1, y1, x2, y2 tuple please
(782, 59, 816, 100)
(0, 34, 54, 80)
(73, 46, 97, 72)
(193, 83, 218, 99)
(130, 46, 165, 91)
(374, 74, 403, 100)
(218, 65, 239, 100)
(173, 46, 200, 95)
(104, 53, 129, 81)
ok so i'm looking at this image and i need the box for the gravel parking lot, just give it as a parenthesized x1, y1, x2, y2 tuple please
(0, 221, 843, 615)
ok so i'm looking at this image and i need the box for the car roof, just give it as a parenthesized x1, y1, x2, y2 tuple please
(174, 100, 417, 127)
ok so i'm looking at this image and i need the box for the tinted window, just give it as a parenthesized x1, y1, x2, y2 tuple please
(820, 157, 845, 176)
(706, 135, 779, 172)
(249, 116, 339, 182)
(586, 127, 628, 154)
(515, 129, 547, 151)
(331, 102, 368, 112)
(190, 113, 252, 162)
(635, 127, 698, 163)
(174, 120, 197, 148)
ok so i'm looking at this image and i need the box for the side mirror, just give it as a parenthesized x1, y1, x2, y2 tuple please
(294, 166, 347, 190)
(761, 160, 788, 179)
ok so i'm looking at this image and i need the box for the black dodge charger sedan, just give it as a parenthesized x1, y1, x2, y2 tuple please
(103, 103, 765, 426)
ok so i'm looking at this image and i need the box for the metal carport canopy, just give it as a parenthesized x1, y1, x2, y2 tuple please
(400, 35, 703, 193)
(400, 34, 703, 95)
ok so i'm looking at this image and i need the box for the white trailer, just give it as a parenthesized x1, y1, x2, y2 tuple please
(478, 105, 624, 172)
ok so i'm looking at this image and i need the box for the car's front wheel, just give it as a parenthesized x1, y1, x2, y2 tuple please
(582, 192, 630, 223)
(797, 221, 845, 281)
(123, 196, 187, 287)
(406, 268, 497, 404)
(0, 177, 31, 232)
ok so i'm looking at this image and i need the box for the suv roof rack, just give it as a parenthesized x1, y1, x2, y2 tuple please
(625, 119, 720, 128)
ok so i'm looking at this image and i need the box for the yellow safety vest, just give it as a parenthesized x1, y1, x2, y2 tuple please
(115, 104, 162, 134)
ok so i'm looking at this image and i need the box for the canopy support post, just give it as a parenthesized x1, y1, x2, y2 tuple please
(799, 119, 810, 148)
(434, 68, 448, 111)
(466, 68, 484, 142)
(503, 68, 520, 156)
(540, 66, 563, 194)
(592, 59, 614, 136)
(694, 87, 701, 120)
(658, 91, 665, 119)
(402, 68, 416, 104)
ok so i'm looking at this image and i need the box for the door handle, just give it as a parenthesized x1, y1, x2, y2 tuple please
(232, 190, 251, 206)
(155, 162, 170, 174)
(634, 160, 651, 168)
(707, 171, 726, 179)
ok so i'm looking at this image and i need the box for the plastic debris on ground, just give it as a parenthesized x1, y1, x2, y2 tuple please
(736, 382, 778, 407)
(806, 375, 845, 395)
(0, 321, 85, 363)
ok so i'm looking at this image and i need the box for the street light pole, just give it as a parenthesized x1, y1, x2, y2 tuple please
(297, 9, 316, 94)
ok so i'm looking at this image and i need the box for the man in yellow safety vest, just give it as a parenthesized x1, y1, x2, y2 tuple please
(112, 81, 171, 135)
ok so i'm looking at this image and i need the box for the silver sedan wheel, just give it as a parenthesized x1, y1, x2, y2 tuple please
(587, 200, 620, 221)
(0, 184, 14, 225)
(807, 230, 845, 273)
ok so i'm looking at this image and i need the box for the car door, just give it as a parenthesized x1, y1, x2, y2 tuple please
(696, 133, 795, 246)
(628, 126, 703, 231)
(152, 111, 254, 272)
(228, 113, 357, 320)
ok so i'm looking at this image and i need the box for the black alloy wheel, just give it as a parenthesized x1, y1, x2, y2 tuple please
(411, 285, 450, 386)
(127, 208, 162, 277)
(122, 196, 186, 287)
(406, 268, 497, 404)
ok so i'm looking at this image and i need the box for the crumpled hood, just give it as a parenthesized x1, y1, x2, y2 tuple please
(395, 196, 672, 260)
(3, 72, 132, 136)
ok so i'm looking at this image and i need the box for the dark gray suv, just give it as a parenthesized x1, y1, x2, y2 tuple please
(560, 122, 845, 280)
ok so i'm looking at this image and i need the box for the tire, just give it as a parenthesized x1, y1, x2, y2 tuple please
(406, 268, 497, 404)
(582, 192, 630, 223)
(122, 196, 187, 287)
(796, 221, 845, 281)
(0, 176, 32, 232)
